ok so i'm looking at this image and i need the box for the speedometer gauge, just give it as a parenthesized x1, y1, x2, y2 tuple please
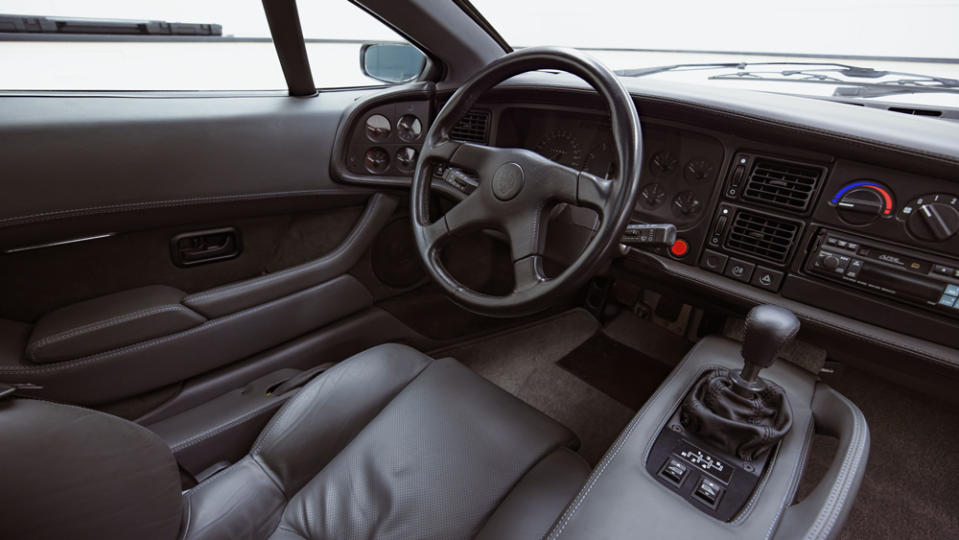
(534, 130, 583, 168)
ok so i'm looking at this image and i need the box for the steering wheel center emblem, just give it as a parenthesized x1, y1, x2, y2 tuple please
(491, 162, 525, 201)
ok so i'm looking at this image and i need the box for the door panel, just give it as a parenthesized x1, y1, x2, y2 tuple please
(0, 90, 401, 406)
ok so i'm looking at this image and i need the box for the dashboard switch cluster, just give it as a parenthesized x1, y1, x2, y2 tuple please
(701, 249, 784, 292)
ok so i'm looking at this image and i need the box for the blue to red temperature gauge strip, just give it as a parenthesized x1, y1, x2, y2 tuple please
(831, 182, 894, 215)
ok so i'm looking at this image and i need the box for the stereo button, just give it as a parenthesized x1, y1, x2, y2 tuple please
(946, 284, 959, 297)
(846, 260, 864, 278)
(934, 264, 955, 277)
(939, 294, 957, 307)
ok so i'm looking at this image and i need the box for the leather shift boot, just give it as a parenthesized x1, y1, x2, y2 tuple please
(680, 368, 792, 461)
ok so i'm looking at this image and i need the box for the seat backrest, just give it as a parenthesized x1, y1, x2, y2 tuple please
(0, 398, 182, 540)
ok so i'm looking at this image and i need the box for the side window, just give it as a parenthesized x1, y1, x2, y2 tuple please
(0, 0, 425, 91)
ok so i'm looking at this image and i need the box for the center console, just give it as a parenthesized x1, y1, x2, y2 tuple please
(548, 306, 870, 540)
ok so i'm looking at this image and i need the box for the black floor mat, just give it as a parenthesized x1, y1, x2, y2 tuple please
(558, 334, 674, 410)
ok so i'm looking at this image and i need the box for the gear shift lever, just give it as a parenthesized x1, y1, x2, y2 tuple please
(680, 304, 798, 461)
(731, 304, 800, 397)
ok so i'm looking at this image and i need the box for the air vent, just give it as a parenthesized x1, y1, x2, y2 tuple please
(450, 109, 490, 144)
(724, 211, 799, 264)
(742, 158, 823, 212)
(888, 107, 942, 117)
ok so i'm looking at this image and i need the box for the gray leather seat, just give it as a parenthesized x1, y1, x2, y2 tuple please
(1, 344, 590, 540)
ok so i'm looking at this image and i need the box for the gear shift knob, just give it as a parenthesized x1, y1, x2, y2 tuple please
(739, 304, 800, 383)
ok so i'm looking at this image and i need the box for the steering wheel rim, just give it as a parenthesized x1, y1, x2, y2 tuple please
(411, 46, 643, 317)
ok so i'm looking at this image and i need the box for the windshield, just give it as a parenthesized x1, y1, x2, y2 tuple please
(472, 0, 959, 107)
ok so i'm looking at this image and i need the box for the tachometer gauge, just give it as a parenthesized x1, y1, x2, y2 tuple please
(684, 158, 716, 184)
(365, 114, 391, 142)
(364, 147, 390, 173)
(534, 130, 583, 168)
(395, 146, 417, 173)
(649, 151, 679, 176)
(639, 183, 667, 209)
(396, 114, 423, 142)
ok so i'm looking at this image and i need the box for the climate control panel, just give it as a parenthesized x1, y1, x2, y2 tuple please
(900, 193, 959, 242)
(819, 166, 959, 256)
(830, 181, 895, 225)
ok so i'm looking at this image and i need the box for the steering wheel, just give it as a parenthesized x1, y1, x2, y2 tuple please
(411, 47, 643, 317)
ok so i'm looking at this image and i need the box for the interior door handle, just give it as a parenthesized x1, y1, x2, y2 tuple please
(171, 227, 242, 267)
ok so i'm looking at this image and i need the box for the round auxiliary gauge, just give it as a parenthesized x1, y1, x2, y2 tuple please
(649, 151, 678, 176)
(395, 147, 417, 173)
(672, 190, 703, 217)
(684, 158, 715, 184)
(639, 183, 667, 208)
(365, 114, 391, 142)
(396, 114, 423, 142)
(364, 147, 390, 174)
(830, 181, 894, 225)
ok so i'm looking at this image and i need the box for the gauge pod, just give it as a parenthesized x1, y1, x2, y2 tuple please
(396, 115, 423, 142)
(364, 147, 390, 173)
(395, 146, 417, 173)
(365, 114, 391, 142)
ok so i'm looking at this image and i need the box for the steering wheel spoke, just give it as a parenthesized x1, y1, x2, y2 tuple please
(513, 255, 548, 292)
(551, 166, 612, 214)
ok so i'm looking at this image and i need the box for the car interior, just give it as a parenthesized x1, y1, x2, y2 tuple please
(2, 1, 958, 539)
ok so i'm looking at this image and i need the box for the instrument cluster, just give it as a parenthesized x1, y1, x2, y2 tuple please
(497, 108, 724, 227)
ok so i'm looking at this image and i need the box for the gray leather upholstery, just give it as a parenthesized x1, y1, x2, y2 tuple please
(27, 285, 205, 363)
(0, 398, 182, 540)
(475, 448, 591, 540)
(181, 343, 583, 540)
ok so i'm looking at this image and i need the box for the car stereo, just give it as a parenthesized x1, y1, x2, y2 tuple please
(806, 230, 959, 319)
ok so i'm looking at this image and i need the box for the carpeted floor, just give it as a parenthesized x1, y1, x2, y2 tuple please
(434, 308, 688, 465)
(809, 366, 959, 540)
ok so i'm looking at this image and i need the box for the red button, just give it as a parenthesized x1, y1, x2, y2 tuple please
(670, 239, 689, 258)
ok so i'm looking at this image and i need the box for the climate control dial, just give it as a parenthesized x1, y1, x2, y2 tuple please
(901, 193, 959, 242)
(831, 181, 894, 225)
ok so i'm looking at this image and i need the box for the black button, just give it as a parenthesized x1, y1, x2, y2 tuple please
(724, 258, 755, 283)
(934, 264, 955, 276)
(751, 267, 784, 291)
(694, 477, 723, 507)
(660, 458, 689, 486)
(701, 249, 728, 274)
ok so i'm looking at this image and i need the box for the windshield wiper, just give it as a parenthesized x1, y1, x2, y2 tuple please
(615, 61, 959, 97)
(0, 14, 222, 37)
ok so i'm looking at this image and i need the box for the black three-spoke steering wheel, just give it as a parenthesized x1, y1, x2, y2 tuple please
(411, 47, 643, 317)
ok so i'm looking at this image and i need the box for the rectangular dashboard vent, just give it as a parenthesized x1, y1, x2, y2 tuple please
(742, 158, 823, 212)
(450, 109, 490, 144)
(725, 211, 799, 264)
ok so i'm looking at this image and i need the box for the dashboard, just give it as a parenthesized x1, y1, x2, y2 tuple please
(332, 83, 959, 366)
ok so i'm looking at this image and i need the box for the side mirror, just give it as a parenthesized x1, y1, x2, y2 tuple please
(360, 43, 427, 84)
